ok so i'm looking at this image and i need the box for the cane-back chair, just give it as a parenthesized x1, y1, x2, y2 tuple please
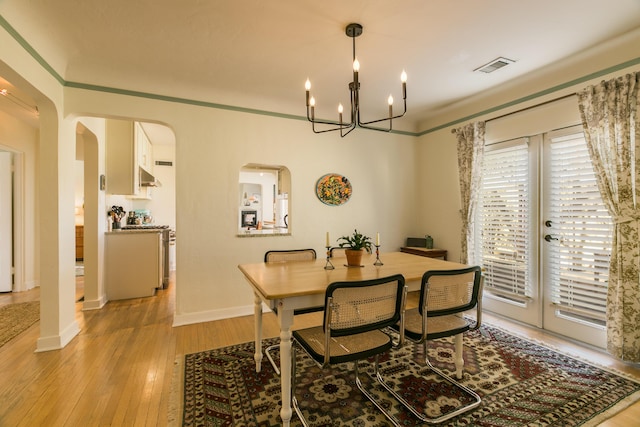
(292, 274, 408, 426)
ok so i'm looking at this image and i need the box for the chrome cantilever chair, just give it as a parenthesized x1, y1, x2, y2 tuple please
(292, 274, 408, 427)
(328, 246, 346, 258)
(392, 266, 483, 423)
(263, 248, 317, 375)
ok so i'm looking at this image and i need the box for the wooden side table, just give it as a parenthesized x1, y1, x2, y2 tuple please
(400, 246, 447, 260)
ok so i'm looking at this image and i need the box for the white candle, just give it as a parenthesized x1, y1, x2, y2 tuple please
(376, 232, 380, 246)
(326, 232, 330, 247)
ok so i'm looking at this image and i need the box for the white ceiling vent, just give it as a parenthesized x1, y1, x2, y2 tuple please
(474, 57, 515, 73)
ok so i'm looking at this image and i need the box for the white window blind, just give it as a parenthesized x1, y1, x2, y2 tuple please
(476, 139, 532, 301)
(548, 133, 612, 322)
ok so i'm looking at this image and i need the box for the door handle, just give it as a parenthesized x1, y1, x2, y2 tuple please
(544, 234, 558, 242)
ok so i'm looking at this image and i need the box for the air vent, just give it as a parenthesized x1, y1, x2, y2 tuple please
(474, 57, 515, 73)
(155, 160, 173, 166)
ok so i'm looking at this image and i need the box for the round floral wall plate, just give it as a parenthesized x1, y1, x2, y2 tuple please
(316, 173, 352, 206)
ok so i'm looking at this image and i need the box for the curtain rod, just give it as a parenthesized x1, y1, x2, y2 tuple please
(486, 92, 577, 123)
(451, 92, 577, 133)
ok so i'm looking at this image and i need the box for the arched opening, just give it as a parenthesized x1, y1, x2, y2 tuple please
(238, 164, 290, 236)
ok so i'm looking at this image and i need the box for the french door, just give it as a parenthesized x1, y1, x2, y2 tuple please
(540, 128, 611, 347)
(475, 126, 612, 348)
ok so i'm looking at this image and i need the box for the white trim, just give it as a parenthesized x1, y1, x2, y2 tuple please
(82, 296, 107, 310)
(172, 302, 272, 327)
(35, 321, 81, 352)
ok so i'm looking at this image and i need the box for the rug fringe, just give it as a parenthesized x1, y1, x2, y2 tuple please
(580, 390, 640, 427)
(168, 355, 184, 427)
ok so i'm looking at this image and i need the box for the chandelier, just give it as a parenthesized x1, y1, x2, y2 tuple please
(305, 23, 407, 137)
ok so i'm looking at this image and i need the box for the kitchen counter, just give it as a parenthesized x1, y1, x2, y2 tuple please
(106, 228, 164, 234)
(105, 231, 163, 300)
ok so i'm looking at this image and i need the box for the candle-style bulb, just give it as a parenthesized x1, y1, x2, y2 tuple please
(338, 103, 343, 113)
(387, 95, 394, 106)
(305, 79, 312, 106)
(353, 58, 360, 72)
(401, 70, 407, 99)
(310, 96, 315, 107)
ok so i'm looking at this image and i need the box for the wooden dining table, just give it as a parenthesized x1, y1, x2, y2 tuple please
(238, 251, 467, 426)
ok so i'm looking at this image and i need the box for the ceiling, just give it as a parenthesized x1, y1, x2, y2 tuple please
(1, 0, 640, 139)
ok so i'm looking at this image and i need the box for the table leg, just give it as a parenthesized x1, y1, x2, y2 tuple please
(253, 293, 263, 372)
(277, 304, 295, 426)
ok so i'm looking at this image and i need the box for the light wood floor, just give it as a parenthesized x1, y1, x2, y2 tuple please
(0, 275, 638, 426)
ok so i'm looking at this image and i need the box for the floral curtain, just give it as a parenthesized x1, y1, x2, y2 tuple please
(577, 72, 640, 362)
(453, 121, 485, 264)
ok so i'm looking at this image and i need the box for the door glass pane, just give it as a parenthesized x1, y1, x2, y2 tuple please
(548, 133, 612, 324)
(476, 139, 532, 302)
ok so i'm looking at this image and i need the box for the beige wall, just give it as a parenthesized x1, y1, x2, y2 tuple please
(0, 109, 38, 291)
(63, 89, 418, 324)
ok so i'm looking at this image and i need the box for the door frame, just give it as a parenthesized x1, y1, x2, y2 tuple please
(0, 147, 25, 292)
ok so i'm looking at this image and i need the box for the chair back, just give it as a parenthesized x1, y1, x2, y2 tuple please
(329, 247, 346, 258)
(264, 248, 316, 263)
(418, 266, 482, 317)
(325, 274, 406, 337)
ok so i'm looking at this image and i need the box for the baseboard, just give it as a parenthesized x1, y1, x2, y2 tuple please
(35, 320, 81, 352)
(172, 302, 272, 327)
(82, 295, 107, 310)
(13, 280, 38, 292)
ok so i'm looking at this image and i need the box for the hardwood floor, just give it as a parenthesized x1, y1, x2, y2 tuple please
(0, 277, 638, 426)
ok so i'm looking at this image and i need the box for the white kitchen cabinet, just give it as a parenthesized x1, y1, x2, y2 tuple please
(135, 122, 153, 172)
(105, 231, 162, 300)
(105, 119, 153, 199)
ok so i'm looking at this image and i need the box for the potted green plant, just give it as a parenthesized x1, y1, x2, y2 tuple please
(337, 229, 372, 266)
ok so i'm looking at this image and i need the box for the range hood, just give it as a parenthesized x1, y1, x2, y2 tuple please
(139, 167, 162, 187)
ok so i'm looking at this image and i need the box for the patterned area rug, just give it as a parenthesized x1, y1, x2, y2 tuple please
(0, 301, 39, 348)
(176, 324, 640, 426)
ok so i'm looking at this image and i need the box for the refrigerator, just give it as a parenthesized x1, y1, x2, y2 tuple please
(275, 195, 288, 228)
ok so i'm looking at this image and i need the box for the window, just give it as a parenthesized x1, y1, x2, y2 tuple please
(474, 138, 532, 303)
(547, 132, 612, 324)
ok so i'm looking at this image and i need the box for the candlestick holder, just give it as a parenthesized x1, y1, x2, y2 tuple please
(324, 246, 335, 270)
(373, 245, 384, 266)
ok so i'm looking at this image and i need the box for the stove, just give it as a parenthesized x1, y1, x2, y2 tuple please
(121, 224, 170, 230)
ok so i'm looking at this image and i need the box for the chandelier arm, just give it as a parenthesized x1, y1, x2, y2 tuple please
(357, 98, 407, 126)
(307, 108, 347, 127)
(340, 126, 357, 137)
(340, 121, 357, 137)
(358, 110, 407, 126)
(356, 124, 392, 133)
(308, 107, 356, 134)
(311, 121, 350, 134)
